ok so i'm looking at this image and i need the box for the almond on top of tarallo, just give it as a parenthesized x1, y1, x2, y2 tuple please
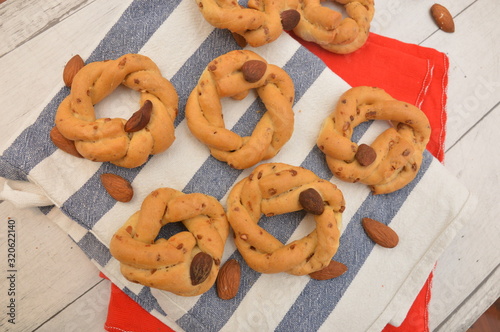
(124, 100, 153, 133)
(190, 252, 214, 286)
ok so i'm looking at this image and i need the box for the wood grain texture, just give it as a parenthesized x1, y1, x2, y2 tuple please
(35, 280, 110, 332)
(422, 0, 500, 149)
(370, 0, 476, 44)
(435, 266, 500, 331)
(468, 298, 500, 332)
(429, 104, 500, 330)
(0, 200, 101, 331)
(0, 0, 130, 152)
(0, 0, 96, 57)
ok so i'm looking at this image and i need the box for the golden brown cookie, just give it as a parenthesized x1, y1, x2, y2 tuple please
(317, 86, 431, 194)
(196, 0, 374, 54)
(226, 163, 345, 275)
(196, 0, 297, 47)
(55, 54, 178, 168)
(293, 0, 375, 54)
(109, 188, 229, 296)
(185, 50, 295, 169)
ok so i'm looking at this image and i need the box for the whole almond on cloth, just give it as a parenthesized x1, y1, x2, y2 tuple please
(216, 259, 241, 300)
(430, 4, 455, 33)
(362, 217, 399, 248)
(100, 173, 134, 202)
(309, 260, 348, 280)
(63, 54, 84, 87)
(49, 126, 83, 158)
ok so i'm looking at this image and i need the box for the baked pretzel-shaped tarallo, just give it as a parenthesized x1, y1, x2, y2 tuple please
(55, 54, 178, 168)
(109, 188, 229, 297)
(185, 50, 295, 169)
(195, 0, 374, 54)
(317, 86, 431, 195)
(294, 0, 375, 54)
(226, 163, 345, 275)
(195, 0, 298, 47)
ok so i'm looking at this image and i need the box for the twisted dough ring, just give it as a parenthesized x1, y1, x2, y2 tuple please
(196, 0, 296, 47)
(55, 54, 178, 168)
(195, 0, 374, 54)
(317, 86, 431, 195)
(294, 0, 375, 54)
(227, 163, 345, 275)
(185, 50, 295, 169)
(109, 188, 229, 296)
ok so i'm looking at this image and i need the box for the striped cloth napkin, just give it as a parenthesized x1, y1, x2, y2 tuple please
(0, 1, 476, 331)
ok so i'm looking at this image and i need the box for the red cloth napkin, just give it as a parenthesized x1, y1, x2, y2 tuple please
(103, 32, 448, 332)
(101, 273, 173, 332)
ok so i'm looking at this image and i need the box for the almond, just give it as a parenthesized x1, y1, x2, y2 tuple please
(216, 259, 241, 300)
(309, 260, 348, 280)
(63, 54, 84, 87)
(49, 126, 83, 158)
(355, 144, 377, 166)
(231, 32, 248, 48)
(431, 4, 455, 33)
(362, 217, 399, 248)
(280, 9, 301, 31)
(190, 252, 213, 286)
(124, 100, 153, 132)
(241, 60, 267, 83)
(299, 188, 324, 215)
(100, 173, 134, 202)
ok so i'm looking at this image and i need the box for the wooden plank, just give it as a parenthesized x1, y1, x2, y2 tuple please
(0, 1, 129, 330)
(421, 0, 500, 148)
(434, 265, 500, 331)
(429, 103, 500, 329)
(0, 0, 95, 57)
(35, 279, 110, 331)
(0, 200, 102, 331)
(0, 0, 131, 153)
(370, 0, 475, 44)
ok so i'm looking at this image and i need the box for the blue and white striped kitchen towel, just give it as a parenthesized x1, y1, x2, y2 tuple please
(0, 1, 476, 331)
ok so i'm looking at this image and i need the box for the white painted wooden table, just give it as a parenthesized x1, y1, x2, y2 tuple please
(0, 0, 498, 331)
